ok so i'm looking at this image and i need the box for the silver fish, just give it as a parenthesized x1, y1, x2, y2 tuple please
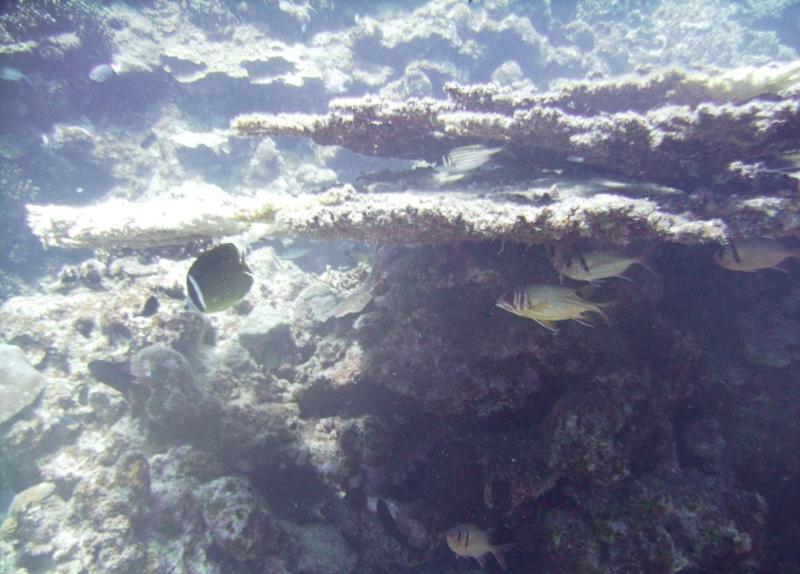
(714, 239, 800, 272)
(89, 63, 117, 83)
(549, 248, 657, 283)
(436, 144, 503, 174)
(0, 66, 26, 83)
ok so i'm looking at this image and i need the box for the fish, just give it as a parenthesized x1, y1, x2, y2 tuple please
(88, 359, 135, 396)
(445, 523, 515, 570)
(496, 284, 612, 332)
(0, 66, 27, 83)
(376, 499, 409, 547)
(436, 144, 504, 175)
(549, 248, 657, 283)
(713, 239, 800, 272)
(140, 132, 157, 149)
(329, 287, 373, 319)
(89, 63, 117, 83)
(186, 243, 254, 313)
(140, 295, 159, 317)
(277, 246, 313, 261)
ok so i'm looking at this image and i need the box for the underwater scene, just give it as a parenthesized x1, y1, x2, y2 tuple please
(1, 0, 800, 573)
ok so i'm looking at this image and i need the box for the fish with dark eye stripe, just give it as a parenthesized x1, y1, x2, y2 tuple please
(445, 523, 515, 570)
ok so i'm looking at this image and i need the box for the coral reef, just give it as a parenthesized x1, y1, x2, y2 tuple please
(233, 61, 800, 190)
(0, 345, 46, 425)
(2, 0, 800, 573)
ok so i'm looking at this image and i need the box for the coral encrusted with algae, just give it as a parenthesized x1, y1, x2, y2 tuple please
(233, 61, 800, 190)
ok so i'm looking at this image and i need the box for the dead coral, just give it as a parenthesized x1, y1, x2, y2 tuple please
(233, 61, 800, 188)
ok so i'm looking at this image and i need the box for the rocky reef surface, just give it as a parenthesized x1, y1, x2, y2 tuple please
(2, 0, 800, 573)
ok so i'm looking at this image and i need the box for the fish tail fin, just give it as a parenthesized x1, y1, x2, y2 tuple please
(637, 246, 660, 277)
(491, 543, 516, 570)
(594, 300, 618, 324)
(576, 284, 597, 299)
(638, 257, 659, 277)
(500, 146, 517, 160)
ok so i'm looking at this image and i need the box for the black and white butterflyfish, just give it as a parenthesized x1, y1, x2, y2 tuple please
(185, 243, 254, 313)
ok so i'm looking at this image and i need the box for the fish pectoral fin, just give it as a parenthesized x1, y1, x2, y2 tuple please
(534, 319, 559, 333)
(615, 274, 634, 283)
(574, 318, 596, 328)
(474, 554, 488, 568)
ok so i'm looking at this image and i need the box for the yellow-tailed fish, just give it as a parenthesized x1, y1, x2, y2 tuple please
(549, 248, 656, 283)
(496, 284, 611, 332)
(186, 243, 253, 313)
(445, 523, 515, 570)
(714, 239, 800, 272)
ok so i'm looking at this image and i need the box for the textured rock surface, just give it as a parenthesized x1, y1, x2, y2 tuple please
(232, 62, 800, 189)
(2, 0, 800, 572)
(0, 345, 46, 424)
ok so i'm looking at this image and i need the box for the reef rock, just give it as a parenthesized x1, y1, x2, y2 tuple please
(200, 476, 287, 565)
(238, 304, 296, 369)
(233, 61, 800, 189)
(0, 345, 46, 425)
(128, 344, 221, 443)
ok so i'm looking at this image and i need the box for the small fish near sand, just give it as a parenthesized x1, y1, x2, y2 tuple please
(186, 243, 254, 313)
(445, 523, 515, 570)
(713, 239, 800, 272)
(496, 284, 612, 332)
(549, 247, 657, 284)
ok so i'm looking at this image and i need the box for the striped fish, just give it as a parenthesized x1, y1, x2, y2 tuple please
(496, 284, 611, 332)
(436, 144, 504, 174)
(445, 523, 515, 570)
